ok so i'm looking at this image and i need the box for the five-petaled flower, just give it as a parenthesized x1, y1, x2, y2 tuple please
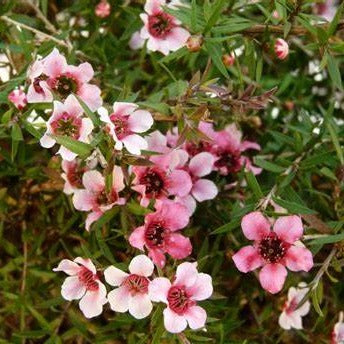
(104, 255, 154, 319)
(53, 257, 107, 318)
(232, 211, 313, 294)
(149, 262, 213, 333)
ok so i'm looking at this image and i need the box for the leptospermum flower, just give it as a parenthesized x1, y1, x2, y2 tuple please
(8, 88, 27, 110)
(232, 212, 313, 294)
(27, 48, 102, 111)
(149, 262, 213, 333)
(129, 200, 191, 267)
(332, 312, 344, 344)
(275, 38, 289, 60)
(40, 95, 94, 161)
(53, 257, 107, 318)
(177, 152, 218, 214)
(98, 102, 153, 155)
(278, 282, 310, 330)
(95, 0, 111, 18)
(129, 0, 190, 55)
(73, 166, 126, 231)
(104, 255, 154, 319)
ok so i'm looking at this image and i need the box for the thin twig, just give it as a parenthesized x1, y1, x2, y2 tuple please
(20, 221, 28, 344)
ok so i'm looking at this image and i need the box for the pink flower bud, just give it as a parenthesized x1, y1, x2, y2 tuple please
(272, 10, 280, 19)
(186, 35, 203, 52)
(8, 88, 27, 110)
(95, 1, 111, 18)
(274, 38, 289, 60)
(222, 53, 235, 67)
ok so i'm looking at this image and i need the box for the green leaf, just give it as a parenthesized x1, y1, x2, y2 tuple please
(160, 46, 188, 64)
(11, 123, 23, 141)
(272, 197, 316, 214)
(75, 95, 101, 126)
(328, 2, 344, 37)
(91, 207, 120, 232)
(311, 286, 324, 317)
(21, 120, 41, 139)
(203, 0, 227, 33)
(204, 41, 229, 79)
(53, 135, 93, 158)
(245, 171, 263, 200)
(254, 157, 285, 173)
(327, 53, 342, 90)
(309, 232, 344, 246)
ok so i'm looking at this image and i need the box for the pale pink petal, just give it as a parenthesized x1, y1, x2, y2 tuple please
(158, 201, 190, 231)
(78, 84, 102, 112)
(144, 0, 163, 15)
(163, 307, 187, 334)
(43, 48, 67, 77)
(259, 263, 287, 294)
(104, 266, 128, 286)
(148, 248, 166, 268)
(148, 277, 171, 303)
(176, 195, 197, 215)
(241, 211, 271, 241)
(189, 152, 215, 177)
(278, 311, 293, 330)
(146, 36, 163, 53)
(72, 190, 95, 211)
(273, 215, 304, 244)
(241, 140, 261, 152)
(40, 133, 55, 148)
(174, 262, 198, 288)
(82, 170, 105, 192)
(98, 107, 111, 123)
(79, 282, 107, 318)
(233, 245, 264, 273)
(113, 102, 138, 116)
(112, 165, 125, 192)
(145, 130, 167, 151)
(129, 226, 145, 250)
(284, 246, 313, 272)
(167, 27, 190, 51)
(192, 179, 218, 202)
(85, 211, 103, 231)
(79, 118, 94, 141)
(107, 286, 130, 312)
(129, 254, 154, 277)
(128, 294, 153, 319)
(185, 305, 207, 330)
(128, 110, 153, 133)
(122, 134, 148, 155)
(53, 259, 81, 275)
(165, 233, 192, 259)
(188, 273, 213, 301)
(61, 276, 86, 300)
(57, 146, 78, 161)
(74, 257, 97, 274)
(64, 94, 83, 117)
(168, 169, 192, 197)
(70, 62, 94, 83)
(129, 31, 145, 50)
(27, 83, 53, 103)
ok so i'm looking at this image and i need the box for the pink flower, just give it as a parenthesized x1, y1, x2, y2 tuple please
(275, 38, 289, 60)
(104, 255, 154, 319)
(53, 257, 107, 318)
(213, 123, 261, 175)
(332, 313, 344, 344)
(73, 166, 126, 231)
(129, 200, 192, 268)
(98, 102, 153, 155)
(177, 152, 218, 214)
(40, 95, 94, 161)
(27, 48, 102, 111)
(232, 211, 313, 294)
(95, 1, 111, 18)
(129, 0, 190, 55)
(8, 88, 27, 110)
(149, 262, 213, 333)
(315, 0, 337, 22)
(278, 282, 310, 330)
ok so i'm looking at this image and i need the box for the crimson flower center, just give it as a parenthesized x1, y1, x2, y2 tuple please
(96, 188, 118, 206)
(55, 75, 78, 97)
(122, 274, 149, 295)
(33, 74, 48, 94)
(78, 266, 99, 291)
(167, 286, 195, 315)
(145, 221, 166, 248)
(109, 114, 130, 139)
(141, 169, 165, 196)
(148, 12, 174, 38)
(67, 166, 84, 188)
(214, 149, 241, 173)
(258, 233, 288, 263)
(51, 112, 81, 138)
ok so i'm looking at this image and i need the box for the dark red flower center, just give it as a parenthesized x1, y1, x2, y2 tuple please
(55, 75, 78, 97)
(167, 285, 195, 315)
(33, 74, 48, 94)
(145, 221, 166, 248)
(258, 233, 289, 263)
(78, 266, 99, 291)
(51, 112, 82, 139)
(96, 188, 118, 206)
(67, 165, 85, 188)
(109, 114, 130, 139)
(214, 149, 241, 173)
(185, 141, 212, 157)
(140, 168, 166, 197)
(122, 274, 149, 295)
(148, 12, 174, 38)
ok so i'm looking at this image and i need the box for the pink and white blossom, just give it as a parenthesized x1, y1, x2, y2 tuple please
(98, 102, 153, 155)
(95, 0, 111, 18)
(332, 312, 344, 344)
(314, 0, 337, 22)
(275, 38, 289, 60)
(129, 0, 190, 55)
(8, 88, 27, 110)
(129, 200, 191, 268)
(232, 211, 313, 294)
(40, 95, 94, 161)
(104, 255, 154, 319)
(73, 166, 126, 231)
(53, 257, 107, 318)
(278, 282, 310, 330)
(149, 262, 213, 333)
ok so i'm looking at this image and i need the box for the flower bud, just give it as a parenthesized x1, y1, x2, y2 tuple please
(8, 88, 27, 111)
(274, 38, 289, 60)
(186, 35, 203, 52)
(222, 53, 235, 67)
(95, 1, 111, 18)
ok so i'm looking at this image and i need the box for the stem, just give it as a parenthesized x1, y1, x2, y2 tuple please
(311, 247, 337, 288)
(20, 221, 28, 344)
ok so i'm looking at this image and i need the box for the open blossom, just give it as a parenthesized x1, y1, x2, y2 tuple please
(149, 262, 213, 333)
(104, 255, 154, 319)
(95, 0, 111, 18)
(177, 152, 218, 214)
(8, 88, 27, 110)
(278, 283, 310, 330)
(232, 212, 313, 294)
(332, 312, 344, 344)
(129, 200, 191, 268)
(73, 166, 126, 231)
(98, 102, 153, 155)
(53, 257, 107, 318)
(129, 0, 190, 55)
(275, 38, 289, 60)
(40, 95, 94, 161)
(27, 48, 102, 111)
(314, 0, 337, 22)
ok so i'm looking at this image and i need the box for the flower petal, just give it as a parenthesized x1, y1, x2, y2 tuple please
(189, 152, 215, 177)
(148, 277, 171, 303)
(53, 259, 81, 275)
(129, 254, 154, 277)
(157, 200, 190, 231)
(259, 263, 287, 294)
(128, 110, 153, 133)
(241, 211, 271, 241)
(74, 257, 96, 274)
(113, 102, 138, 116)
(72, 190, 94, 211)
(129, 226, 146, 251)
(192, 179, 218, 202)
(61, 276, 86, 300)
(165, 233, 192, 260)
(82, 170, 105, 192)
(79, 282, 107, 318)
(284, 246, 313, 272)
(174, 262, 198, 288)
(163, 307, 187, 333)
(188, 273, 213, 301)
(168, 170, 192, 197)
(104, 266, 128, 286)
(128, 294, 153, 319)
(107, 286, 130, 313)
(112, 165, 125, 192)
(232, 245, 264, 273)
(122, 134, 148, 155)
(273, 215, 304, 244)
(78, 84, 102, 112)
(185, 305, 207, 330)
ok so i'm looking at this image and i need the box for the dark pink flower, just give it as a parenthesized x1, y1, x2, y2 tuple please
(148, 262, 213, 333)
(95, 1, 111, 18)
(8, 88, 27, 110)
(232, 211, 313, 294)
(275, 38, 289, 60)
(129, 200, 192, 268)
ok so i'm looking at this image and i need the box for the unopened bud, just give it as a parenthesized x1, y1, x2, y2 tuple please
(222, 53, 235, 67)
(274, 38, 289, 60)
(186, 35, 203, 52)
